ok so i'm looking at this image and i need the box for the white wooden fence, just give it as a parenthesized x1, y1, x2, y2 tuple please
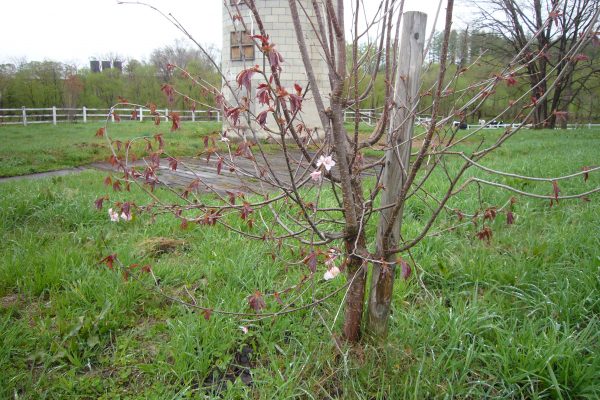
(342, 110, 600, 130)
(1, 106, 598, 129)
(0, 106, 222, 126)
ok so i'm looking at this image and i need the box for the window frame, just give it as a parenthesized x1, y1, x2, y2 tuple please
(230, 30, 255, 62)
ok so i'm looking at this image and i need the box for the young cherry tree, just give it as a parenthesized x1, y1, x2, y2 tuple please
(100, 0, 600, 342)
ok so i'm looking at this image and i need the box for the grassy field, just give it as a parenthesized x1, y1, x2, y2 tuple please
(0, 126, 599, 398)
(0, 121, 381, 178)
(0, 121, 222, 177)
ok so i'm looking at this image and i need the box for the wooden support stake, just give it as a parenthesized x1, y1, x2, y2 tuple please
(367, 11, 427, 337)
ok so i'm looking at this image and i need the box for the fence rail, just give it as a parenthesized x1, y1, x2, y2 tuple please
(1, 107, 599, 130)
(341, 110, 600, 130)
(0, 106, 221, 126)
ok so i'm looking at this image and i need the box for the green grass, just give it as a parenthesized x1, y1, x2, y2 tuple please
(0, 128, 599, 398)
(0, 121, 222, 177)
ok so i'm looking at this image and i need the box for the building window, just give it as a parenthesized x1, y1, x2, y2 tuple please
(231, 31, 255, 61)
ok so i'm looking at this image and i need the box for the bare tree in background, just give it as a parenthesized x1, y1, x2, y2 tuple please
(103, 0, 600, 342)
(473, 0, 600, 128)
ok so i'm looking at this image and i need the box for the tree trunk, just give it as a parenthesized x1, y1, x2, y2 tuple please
(367, 11, 427, 337)
(342, 234, 368, 342)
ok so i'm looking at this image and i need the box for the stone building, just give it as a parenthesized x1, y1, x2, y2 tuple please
(222, 0, 329, 138)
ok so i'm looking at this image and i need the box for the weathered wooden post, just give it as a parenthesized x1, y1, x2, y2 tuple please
(164, 108, 169, 122)
(52, 106, 57, 125)
(83, 106, 87, 123)
(139, 107, 143, 122)
(22, 107, 27, 126)
(367, 11, 427, 337)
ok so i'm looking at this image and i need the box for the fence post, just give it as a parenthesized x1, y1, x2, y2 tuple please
(217, 111, 221, 122)
(111, 111, 115, 123)
(22, 107, 27, 126)
(165, 108, 169, 122)
(191, 110, 195, 122)
(52, 106, 57, 125)
(139, 107, 143, 122)
(83, 106, 87, 123)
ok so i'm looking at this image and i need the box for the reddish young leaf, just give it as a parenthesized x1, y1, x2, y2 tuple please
(112, 111, 121, 123)
(271, 292, 283, 305)
(103, 176, 112, 186)
(169, 112, 181, 131)
(216, 157, 224, 175)
(121, 202, 132, 219)
(108, 154, 121, 167)
(167, 157, 178, 171)
(94, 195, 108, 210)
(582, 166, 590, 182)
(225, 106, 242, 126)
(113, 140, 123, 152)
(147, 102, 157, 114)
(202, 309, 212, 321)
(256, 109, 270, 128)
(267, 47, 284, 72)
(161, 84, 175, 103)
(288, 94, 303, 114)
(552, 180, 560, 203)
(456, 210, 465, 221)
(240, 202, 253, 220)
(154, 134, 164, 150)
(294, 83, 303, 96)
(256, 83, 271, 106)
(226, 191, 236, 205)
(399, 258, 412, 280)
(506, 211, 515, 225)
(505, 73, 518, 87)
(154, 114, 161, 126)
(304, 251, 318, 273)
(131, 109, 138, 120)
(236, 65, 260, 93)
(112, 180, 122, 192)
(476, 226, 493, 243)
(247, 291, 266, 312)
(95, 127, 105, 137)
(180, 218, 188, 230)
(117, 96, 129, 104)
(99, 254, 117, 270)
(483, 207, 497, 222)
(251, 34, 270, 46)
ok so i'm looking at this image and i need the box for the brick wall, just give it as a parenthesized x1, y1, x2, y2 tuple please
(222, 0, 329, 138)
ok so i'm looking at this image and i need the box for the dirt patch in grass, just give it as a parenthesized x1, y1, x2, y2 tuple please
(0, 293, 20, 309)
(137, 237, 188, 258)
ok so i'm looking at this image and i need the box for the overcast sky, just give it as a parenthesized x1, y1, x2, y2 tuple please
(0, 0, 461, 67)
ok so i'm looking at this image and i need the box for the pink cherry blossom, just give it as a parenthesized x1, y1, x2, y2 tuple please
(316, 155, 336, 171)
(323, 266, 341, 280)
(310, 170, 322, 182)
(108, 208, 119, 222)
